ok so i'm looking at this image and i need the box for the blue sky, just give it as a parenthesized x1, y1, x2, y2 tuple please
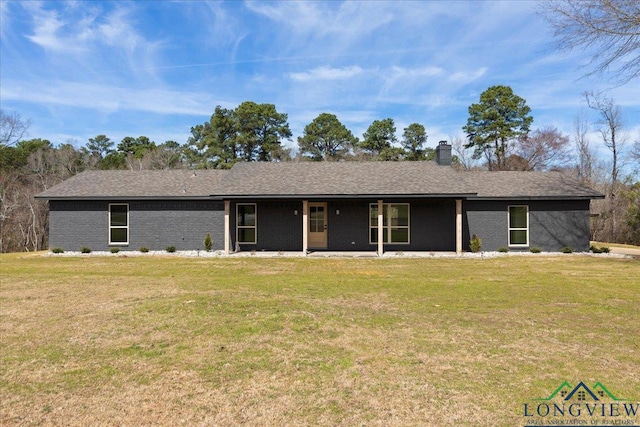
(1, 0, 638, 164)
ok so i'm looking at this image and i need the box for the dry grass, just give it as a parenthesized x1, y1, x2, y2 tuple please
(1, 253, 639, 426)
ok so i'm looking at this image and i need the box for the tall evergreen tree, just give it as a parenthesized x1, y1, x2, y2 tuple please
(463, 85, 533, 170)
(360, 118, 397, 159)
(86, 135, 114, 159)
(189, 102, 291, 166)
(297, 113, 357, 161)
(235, 101, 292, 162)
(401, 123, 428, 161)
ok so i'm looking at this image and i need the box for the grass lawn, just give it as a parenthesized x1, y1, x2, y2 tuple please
(1, 253, 639, 426)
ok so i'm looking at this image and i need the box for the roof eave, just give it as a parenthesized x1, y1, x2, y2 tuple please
(466, 195, 604, 200)
(35, 195, 217, 201)
(217, 193, 478, 200)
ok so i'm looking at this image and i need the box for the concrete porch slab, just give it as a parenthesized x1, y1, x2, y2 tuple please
(307, 251, 378, 258)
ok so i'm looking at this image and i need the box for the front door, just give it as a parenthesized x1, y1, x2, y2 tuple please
(308, 202, 327, 249)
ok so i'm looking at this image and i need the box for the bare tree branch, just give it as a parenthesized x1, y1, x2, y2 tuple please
(451, 135, 478, 170)
(574, 111, 595, 184)
(539, 0, 640, 84)
(0, 110, 31, 146)
(584, 91, 625, 183)
(514, 126, 572, 171)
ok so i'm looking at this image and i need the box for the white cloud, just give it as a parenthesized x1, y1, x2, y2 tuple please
(25, 4, 76, 52)
(388, 66, 443, 79)
(2, 80, 220, 116)
(289, 65, 364, 82)
(0, 1, 13, 40)
(23, 2, 155, 56)
(245, 1, 392, 37)
(97, 7, 142, 51)
(244, 0, 393, 58)
(448, 67, 488, 84)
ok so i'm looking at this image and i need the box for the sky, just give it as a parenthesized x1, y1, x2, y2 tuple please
(1, 0, 639, 167)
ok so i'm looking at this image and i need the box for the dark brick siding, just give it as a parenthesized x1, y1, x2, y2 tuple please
(327, 201, 371, 250)
(464, 199, 591, 252)
(402, 200, 455, 251)
(49, 198, 592, 253)
(230, 201, 303, 251)
(49, 200, 225, 251)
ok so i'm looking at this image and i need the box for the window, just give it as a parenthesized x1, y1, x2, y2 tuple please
(309, 205, 325, 232)
(369, 203, 410, 244)
(236, 203, 257, 244)
(109, 204, 129, 245)
(508, 205, 528, 246)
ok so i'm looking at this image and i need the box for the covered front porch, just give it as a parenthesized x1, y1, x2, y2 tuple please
(222, 198, 465, 256)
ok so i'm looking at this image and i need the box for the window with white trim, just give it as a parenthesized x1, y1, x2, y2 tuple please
(236, 203, 257, 244)
(508, 205, 529, 246)
(109, 204, 129, 245)
(369, 203, 410, 244)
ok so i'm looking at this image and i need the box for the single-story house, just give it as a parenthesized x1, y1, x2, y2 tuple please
(36, 143, 604, 254)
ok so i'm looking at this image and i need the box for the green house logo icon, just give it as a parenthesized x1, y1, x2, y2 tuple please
(535, 381, 628, 402)
(524, 381, 639, 423)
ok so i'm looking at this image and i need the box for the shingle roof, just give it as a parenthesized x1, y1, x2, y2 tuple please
(219, 162, 602, 200)
(35, 162, 603, 200)
(35, 170, 228, 199)
(466, 171, 603, 199)
(218, 161, 474, 197)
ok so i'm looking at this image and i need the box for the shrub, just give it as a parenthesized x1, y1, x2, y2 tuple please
(165, 245, 176, 253)
(529, 247, 541, 253)
(469, 234, 482, 253)
(498, 247, 509, 253)
(600, 246, 610, 253)
(51, 247, 64, 254)
(80, 247, 92, 254)
(204, 233, 213, 252)
(561, 246, 574, 254)
(591, 246, 602, 254)
(139, 247, 149, 253)
(110, 247, 120, 254)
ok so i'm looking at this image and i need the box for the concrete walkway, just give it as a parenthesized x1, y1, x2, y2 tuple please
(610, 247, 640, 257)
(45, 249, 638, 259)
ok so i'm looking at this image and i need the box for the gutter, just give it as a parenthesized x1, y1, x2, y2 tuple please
(214, 193, 478, 200)
(34, 196, 216, 201)
(466, 195, 605, 201)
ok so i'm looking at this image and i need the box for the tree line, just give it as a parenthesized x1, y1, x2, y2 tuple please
(186, 103, 436, 167)
(1, 84, 639, 252)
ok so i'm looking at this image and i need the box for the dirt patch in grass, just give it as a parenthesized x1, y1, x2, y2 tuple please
(1, 254, 639, 426)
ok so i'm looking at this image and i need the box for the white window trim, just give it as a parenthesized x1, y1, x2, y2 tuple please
(508, 205, 529, 247)
(108, 203, 129, 245)
(369, 203, 410, 245)
(236, 203, 257, 245)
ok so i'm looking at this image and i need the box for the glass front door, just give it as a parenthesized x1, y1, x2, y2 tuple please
(308, 203, 327, 249)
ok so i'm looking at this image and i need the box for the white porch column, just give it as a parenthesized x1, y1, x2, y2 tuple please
(224, 200, 230, 255)
(377, 199, 384, 256)
(302, 200, 308, 256)
(456, 199, 462, 255)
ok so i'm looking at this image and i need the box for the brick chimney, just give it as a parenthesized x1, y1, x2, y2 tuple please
(435, 141, 452, 166)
